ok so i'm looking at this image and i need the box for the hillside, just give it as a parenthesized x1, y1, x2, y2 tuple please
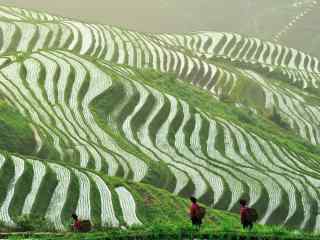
(0, 4, 319, 234)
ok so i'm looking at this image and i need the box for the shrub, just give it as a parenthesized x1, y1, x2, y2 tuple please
(91, 220, 114, 232)
(16, 214, 53, 232)
(235, 110, 255, 124)
(219, 93, 234, 104)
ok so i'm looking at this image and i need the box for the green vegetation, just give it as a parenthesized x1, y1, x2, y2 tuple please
(1, 222, 320, 240)
(0, 101, 35, 155)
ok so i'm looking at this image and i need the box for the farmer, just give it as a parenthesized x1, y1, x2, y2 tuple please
(72, 213, 92, 232)
(189, 197, 202, 229)
(72, 213, 82, 232)
(239, 199, 253, 230)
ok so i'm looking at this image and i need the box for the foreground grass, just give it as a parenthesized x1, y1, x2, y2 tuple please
(3, 222, 320, 240)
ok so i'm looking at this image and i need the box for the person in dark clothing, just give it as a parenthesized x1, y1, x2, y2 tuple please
(239, 199, 253, 230)
(72, 213, 92, 232)
(189, 197, 202, 228)
(72, 213, 81, 231)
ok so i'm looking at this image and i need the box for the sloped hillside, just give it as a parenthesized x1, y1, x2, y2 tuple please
(0, 5, 320, 232)
(0, 151, 220, 231)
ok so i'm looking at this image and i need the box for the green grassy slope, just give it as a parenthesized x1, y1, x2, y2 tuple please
(0, 100, 35, 155)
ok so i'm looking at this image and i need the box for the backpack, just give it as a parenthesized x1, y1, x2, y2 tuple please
(197, 206, 206, 219)
(246, 208, 258, 223)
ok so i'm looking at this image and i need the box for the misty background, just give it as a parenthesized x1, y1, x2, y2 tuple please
(0, 0, 319, 57)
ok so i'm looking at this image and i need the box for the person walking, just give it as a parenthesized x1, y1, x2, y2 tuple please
(189, 197, 202, 229)
(239, 199, 253, 230)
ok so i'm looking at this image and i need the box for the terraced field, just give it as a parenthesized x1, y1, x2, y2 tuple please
(153, 32, 320, 145)
(0, 4, 320, 233)
(0, 152, 139, 230)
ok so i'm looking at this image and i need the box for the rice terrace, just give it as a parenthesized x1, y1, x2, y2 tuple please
(0, 1, 319, 239)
